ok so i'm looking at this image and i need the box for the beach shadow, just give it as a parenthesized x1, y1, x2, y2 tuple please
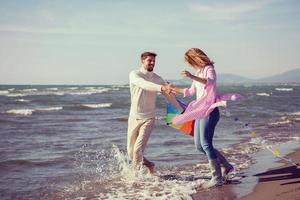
(254, 165, 300, 185)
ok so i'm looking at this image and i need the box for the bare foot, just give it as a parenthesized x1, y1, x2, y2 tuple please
(146, 165, 155, 174)
(143, 159, 155, 174)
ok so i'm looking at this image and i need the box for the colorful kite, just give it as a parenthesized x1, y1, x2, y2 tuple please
(166, 99, 194, 137)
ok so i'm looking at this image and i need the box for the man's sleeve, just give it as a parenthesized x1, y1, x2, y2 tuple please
(155, 74, 184, 112)
(129, 71, 162, 92)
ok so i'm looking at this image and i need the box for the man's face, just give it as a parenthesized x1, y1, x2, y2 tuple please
(142, 56, 156, 72)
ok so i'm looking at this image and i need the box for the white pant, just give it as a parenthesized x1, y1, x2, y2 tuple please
(127, 117, 155, 166)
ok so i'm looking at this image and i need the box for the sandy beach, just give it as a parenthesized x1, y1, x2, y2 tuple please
(240, 148, 300, 200)
(192, 145, 300, 200)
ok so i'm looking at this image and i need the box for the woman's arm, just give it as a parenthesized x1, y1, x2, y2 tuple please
(172, 82, 196, 97)
(181, 70, 207, 85)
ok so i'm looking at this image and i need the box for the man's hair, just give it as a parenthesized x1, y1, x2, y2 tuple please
(141, 52, 157, 60)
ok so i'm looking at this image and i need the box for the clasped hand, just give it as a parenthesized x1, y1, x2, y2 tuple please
(162, 84, 181, 95)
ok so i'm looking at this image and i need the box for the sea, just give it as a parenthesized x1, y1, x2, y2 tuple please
(0, 84, 299, 200)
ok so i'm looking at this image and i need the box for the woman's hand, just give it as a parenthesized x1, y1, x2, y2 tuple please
(181, 70, 193, 79)
(171, 86, 184, 95)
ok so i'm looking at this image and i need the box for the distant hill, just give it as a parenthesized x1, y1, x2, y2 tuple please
(168, 68, 300, 85)
(257, 68, 300, 83)
(218, 73, 251, 84)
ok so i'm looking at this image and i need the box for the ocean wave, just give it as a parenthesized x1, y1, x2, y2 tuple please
(6, 107, 63, 116)
(8, 91, 64, 97)
(66, 145, 199, 200)
(68, 87, 78, 90)
(81, 103, 112, 108)
(69, 88, 110, 95)
(2, 87, 113, 98)
(275, 88, 293, 91)
(46, 88, 58, 91)
(288, 111, 300, 116)
(6, 93, 28, 97)
(112, 85, 130, 88)
(15, 99, 31, 102)
(256, 93, 270, 96)
(38, 107, 63, 111)
(0, 90, 9, 95)
(0, 158, 66, 169)
(6, 109, 34, 116)
(22, 88, 38, 92)
(0, 159, 34, 168)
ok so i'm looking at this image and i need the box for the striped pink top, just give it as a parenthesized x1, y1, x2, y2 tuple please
(172, 65, 243, 125)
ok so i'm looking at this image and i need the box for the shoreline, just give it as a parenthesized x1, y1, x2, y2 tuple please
(240, 146, 300, 200)
(191, 140, 300, 200)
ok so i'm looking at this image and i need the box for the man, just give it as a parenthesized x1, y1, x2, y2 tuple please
(127, 52, 182, 173)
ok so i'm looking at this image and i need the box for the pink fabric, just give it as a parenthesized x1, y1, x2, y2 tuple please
(183, 86, 196, 97)
(172, 66, 243, 125)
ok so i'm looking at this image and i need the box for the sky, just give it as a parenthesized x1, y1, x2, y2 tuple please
(0, 0, 299, 85)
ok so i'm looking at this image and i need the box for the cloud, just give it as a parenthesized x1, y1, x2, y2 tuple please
(189, 0, 274, 20)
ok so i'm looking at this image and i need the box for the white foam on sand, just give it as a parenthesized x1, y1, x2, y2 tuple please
(268, 120, 292, 126)
(81, 103, 112, 108)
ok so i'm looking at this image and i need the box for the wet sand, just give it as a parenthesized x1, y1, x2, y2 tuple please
(240, 148, 300, 200)
(192, 142, 300, 200)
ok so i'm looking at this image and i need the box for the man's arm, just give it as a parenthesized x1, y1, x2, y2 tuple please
(154, 74, 184, 112)
(130, 71, 162, 92)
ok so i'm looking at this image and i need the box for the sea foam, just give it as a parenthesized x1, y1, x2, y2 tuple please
(256, 93, 270, 96)
(6, 107, 63, 116)
(81, 103, 112, 108)
(0, 90, 9, 95)
(6, 109, 34, 116)
(275, 88, 293, 91)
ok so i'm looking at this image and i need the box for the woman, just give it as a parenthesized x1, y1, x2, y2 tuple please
(172, 48, 237, 188)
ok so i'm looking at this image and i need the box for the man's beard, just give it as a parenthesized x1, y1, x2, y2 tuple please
(146, 65, 154, 72)
(147, 68, 153, 72)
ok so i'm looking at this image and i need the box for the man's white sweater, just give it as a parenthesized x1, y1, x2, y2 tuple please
(129, 67, 165, 119)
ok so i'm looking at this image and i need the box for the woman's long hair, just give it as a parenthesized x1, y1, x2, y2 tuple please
(184, 48, 214, 68)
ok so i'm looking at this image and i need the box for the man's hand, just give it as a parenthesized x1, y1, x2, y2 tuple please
(162, 84, 183, 95)
(161, 84, 173, 95)
(171, 86, 183, 95)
